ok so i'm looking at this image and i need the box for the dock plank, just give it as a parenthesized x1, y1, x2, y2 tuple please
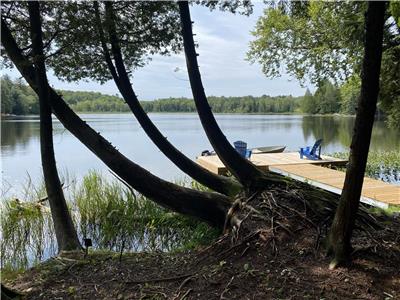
(196, 151, 398, 208)
(196, 152, 347, 175)
(270, 164, 399, 207)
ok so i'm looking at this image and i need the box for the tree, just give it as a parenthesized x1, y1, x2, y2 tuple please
(300, 88, 317, 114)
(1, 75, 13, 114)
(92, 1, 241, 196)
(314, 80, 341, 114)
(247, 1, 399, 127)
(0, 1, 242, 196)
(1, 14, 233, 229)
(27, 1, 81, 252)
(178, 1, 283, 190)
(340, 75, 360, 115)
(327, 1, 386, 268)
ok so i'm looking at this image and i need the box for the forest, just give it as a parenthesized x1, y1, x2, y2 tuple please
(0, 74, 389, 117)
(1, 75, 299, 114)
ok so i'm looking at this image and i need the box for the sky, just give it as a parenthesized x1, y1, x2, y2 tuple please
(2, 2, 312, 100)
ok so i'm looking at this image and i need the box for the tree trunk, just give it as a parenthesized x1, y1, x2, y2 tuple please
(1, 18, 231, 228)
(178, 1, 282, 189)
(27, 1, 81, 252)
(327, 1, 386, 268)
(91, 2, 241, 196)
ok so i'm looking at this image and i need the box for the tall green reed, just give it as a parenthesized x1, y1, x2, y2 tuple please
(1, 171, 219, 275)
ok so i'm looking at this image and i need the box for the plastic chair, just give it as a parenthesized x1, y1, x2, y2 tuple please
(234, 140, 247, 158)
(299, 139, 323, 160)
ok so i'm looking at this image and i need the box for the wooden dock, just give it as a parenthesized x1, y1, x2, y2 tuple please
(196, 152, 399, 208)
(270, 164, 400, 208)
(196, 152, 348, 175)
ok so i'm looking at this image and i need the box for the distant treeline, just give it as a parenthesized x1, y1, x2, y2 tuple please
(141, 96, 300, 113)
(1, 76, 301, 114)
(0, 75, 370, 117)
(1, 76, 128, 114)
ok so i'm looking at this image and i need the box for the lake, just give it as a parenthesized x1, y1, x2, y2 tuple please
(1, 113, 399, 197)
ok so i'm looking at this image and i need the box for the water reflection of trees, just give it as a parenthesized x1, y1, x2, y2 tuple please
(1, 121, 40, 152)
(217, 115, 297, 132)
(302, 116, 343, 145)
(302, 116, 400, 151)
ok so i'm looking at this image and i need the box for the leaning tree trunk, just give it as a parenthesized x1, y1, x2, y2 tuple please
(327, 1, 386, 269)
(1, 18, 231, 228)
(27, 1, 81, 252)
(178, 1, 282, 189)
(90, 2, 241, 196)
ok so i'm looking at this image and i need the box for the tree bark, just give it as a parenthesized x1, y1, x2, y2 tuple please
(178, 1, 282, 189)
(92, 2, 241, 196)
(27, 1, 81, 252)
(1, 17, 231, 228)
(327, 1, 386, 268)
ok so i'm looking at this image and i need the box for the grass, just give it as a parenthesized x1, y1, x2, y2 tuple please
(0, 171, 219, 279)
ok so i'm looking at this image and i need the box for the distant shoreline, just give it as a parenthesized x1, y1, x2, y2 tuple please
(1, 112, 358, 119)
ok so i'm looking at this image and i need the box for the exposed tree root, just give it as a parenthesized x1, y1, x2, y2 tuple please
(221, 180, 386, 262)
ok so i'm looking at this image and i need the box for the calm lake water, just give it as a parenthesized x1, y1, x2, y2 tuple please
(1, 113, 399, 197)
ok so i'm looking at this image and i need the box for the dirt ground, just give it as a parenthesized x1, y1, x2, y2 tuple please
(4, 189, 400, 300)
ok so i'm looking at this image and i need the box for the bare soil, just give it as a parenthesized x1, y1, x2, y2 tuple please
(4, 188, 400, 300)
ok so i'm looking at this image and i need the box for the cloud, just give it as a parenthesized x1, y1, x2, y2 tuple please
(2, 2, 312, 100)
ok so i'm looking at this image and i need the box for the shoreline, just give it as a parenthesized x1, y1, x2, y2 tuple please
(1, 112, 358, 119)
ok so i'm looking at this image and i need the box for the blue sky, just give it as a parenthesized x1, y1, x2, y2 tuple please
(3, 2, 311, 100)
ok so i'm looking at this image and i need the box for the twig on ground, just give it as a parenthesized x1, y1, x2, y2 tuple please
(220, 276, 235, 300)
(124, 273, 193, 285)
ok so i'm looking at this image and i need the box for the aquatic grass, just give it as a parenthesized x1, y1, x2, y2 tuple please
(1, 171, 219, 276)
(331, 150, 400, 183)
(0, 196, 55, 271)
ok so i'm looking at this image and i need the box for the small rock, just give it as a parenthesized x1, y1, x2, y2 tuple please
(344, 278, 350, 283)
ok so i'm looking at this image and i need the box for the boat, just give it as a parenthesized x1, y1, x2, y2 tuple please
(200, 145, 286, 157)
(251, 146, 286, 154)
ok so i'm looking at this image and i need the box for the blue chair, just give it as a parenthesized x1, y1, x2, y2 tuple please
(234, 140, 247, 158)
(245, 149, 252, 159)
(300, 139, 323, 160)
(234, 141, 252, 159)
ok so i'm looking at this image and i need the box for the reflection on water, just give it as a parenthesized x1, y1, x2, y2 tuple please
(302, 115, 400, 151)
(1, 114, 399, 195)
(1, 119, 39, 153)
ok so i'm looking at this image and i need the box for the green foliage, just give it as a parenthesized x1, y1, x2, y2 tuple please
(248, 2, 400, 127)
(1, 2, 182, 83)
(300, 89, 317, 114)
(1, 76, 301, 114)
(141, 95, 301, 114)
(314, 80, 341, 114)
(386, 96, 400, 129)
(1, 1, 250, 83)
(300, 81, 341, 114)
(0, 171, 220, 274)
(390, 1, 400, 26)
(247, 2, 366, 83)
(380, 45, 400, 128)
(1, 75, 39, 115)
(340, 75, 360, 114)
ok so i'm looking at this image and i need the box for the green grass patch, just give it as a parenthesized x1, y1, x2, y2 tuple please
(1, 171, 219, 277)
